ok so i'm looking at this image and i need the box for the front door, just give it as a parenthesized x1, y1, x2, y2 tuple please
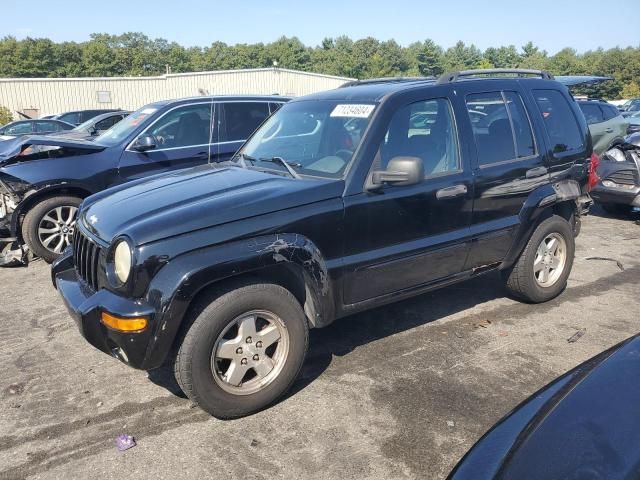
(342, 93, 473, 305)
(118, 102, 213, 183)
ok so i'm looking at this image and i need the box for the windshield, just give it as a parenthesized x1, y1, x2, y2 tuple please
(237, 100, 375, 178)
(95, 106, 160, 146)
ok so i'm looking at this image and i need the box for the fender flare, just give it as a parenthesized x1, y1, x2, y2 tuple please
(501, 179, 583, 268)
(140, 233, 335, 369)
(10, 182, 93, 239)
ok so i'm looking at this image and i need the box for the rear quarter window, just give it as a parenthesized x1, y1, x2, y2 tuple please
(533, 89, 584, 154)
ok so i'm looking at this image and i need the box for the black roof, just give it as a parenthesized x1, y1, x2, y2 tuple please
(296, 79, 438, 103)
(298, 73, 560, 104)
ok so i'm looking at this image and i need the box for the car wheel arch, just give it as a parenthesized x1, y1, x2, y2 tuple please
(501, 181, 582, 270)
(11, 185, 93, 241)
(140, 233, 336, 369)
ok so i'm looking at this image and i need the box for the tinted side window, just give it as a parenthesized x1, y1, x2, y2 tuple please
(466, 92, 515, 165)
(58, 112, 81, 125)
(35, 121, 58, 133)
(269, 102, 284, 114)
(95, 116, 121, 131)
(504, 92, 536, 158)
(533, 89, 584, 154)
(6, 122, 33, 135)
(579, 103, 604, 124)
(148, 103, 212, 148)
(380, 98, 459, 177)
(222, 102, 270, 142)
(601, 104, 618, 121)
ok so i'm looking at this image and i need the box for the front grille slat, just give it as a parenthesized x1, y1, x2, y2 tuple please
(72, 228, 102, 291)
(607, 170, 638, 186)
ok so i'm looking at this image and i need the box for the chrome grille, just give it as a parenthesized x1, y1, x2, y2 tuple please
(72, 228, 102, 290)
(606, 170, 638, 186)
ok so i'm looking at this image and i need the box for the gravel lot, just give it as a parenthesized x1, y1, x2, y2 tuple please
(0, 208, 638, 480)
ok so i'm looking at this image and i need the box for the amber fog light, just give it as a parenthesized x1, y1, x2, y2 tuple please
(100, 312, 148, 333)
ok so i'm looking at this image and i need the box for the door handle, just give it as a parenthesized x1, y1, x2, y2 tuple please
(605, 128, 614, 133)
(436, 184, 468, 200)
(526, 166, 548, 179)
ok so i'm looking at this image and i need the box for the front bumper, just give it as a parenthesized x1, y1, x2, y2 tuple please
(590, 183, 640, 207)
(591, 160, 640, 207)
(52, 250, 157, 369)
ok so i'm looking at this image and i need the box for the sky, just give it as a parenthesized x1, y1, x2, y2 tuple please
(1, 0, 638, 54)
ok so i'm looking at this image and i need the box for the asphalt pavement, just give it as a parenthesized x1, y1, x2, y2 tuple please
(0, 208, 638, 480)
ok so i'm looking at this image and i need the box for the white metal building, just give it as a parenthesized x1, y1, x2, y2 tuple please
(0, 68, 354, 120)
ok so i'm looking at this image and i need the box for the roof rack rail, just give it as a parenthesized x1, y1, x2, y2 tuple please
(436, 68, 555, 84)
(340, 76, 434, 88)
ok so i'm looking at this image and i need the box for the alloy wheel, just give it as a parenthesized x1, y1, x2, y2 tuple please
(211, 310, 290, 395)
(534, 233, 567, 288)
(37, 205, 78, 254)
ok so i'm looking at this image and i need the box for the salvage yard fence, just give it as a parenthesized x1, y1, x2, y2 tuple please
(0, 68, 354, 120)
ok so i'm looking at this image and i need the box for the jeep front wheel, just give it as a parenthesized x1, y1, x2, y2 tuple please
(22, 195, 82, 263)
(503, 215, 575, 303)
(174, 282, 308, 418)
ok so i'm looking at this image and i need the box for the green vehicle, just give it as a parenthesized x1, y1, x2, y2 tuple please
(578, 100, 628, 155)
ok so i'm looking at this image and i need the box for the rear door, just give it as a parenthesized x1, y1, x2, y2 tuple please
(211, 101, 272, 163)
(600, 103, 628, 147)
(118, 101, 213, 182)
(342, 91, 473, 304)
(35, 121, 64, 134)
(461, 86, 548, 269)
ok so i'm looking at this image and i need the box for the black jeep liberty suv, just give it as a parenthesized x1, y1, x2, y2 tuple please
(53, 69, 595, 418)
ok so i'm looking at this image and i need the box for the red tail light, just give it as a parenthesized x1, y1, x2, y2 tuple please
(587, 152, 600, 192)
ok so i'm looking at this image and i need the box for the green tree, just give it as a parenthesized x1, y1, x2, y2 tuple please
(622, 81, 640, 98)
(0, 105, 12, 126)
(405, 39, 444, 77)
(443, 41, 482, 71)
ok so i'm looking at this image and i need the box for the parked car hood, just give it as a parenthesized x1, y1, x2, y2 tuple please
(0, 135, 105, 164)
(81, 164, 344, 245)
(449, 335, 640, 479)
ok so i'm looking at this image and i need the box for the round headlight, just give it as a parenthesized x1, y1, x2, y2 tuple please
(113, 240, 132, 284)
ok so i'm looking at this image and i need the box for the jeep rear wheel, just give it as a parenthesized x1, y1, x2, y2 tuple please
(503, 215, 575, 303)
(22, 195, 82, 263)
(174, 282, 308, 419)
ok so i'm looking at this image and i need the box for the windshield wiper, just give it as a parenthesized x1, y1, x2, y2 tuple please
(258, 156, 301, 179)
(228, 152, 256, 168)
(231, 153, 301, 179)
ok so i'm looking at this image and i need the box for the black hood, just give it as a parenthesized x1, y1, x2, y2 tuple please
(81, 164, 344, 245)
(0, 135, 105, 164)
(449, 335, 640, 479)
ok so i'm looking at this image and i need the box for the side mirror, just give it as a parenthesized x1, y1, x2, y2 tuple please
(369, 156, 424, 189)
(132, 134, 157, 152)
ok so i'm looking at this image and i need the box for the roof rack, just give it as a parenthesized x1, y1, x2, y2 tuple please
(436, 68, 555, 84)
(340, 76, 435, 88)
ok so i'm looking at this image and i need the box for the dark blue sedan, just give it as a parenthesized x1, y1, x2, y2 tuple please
(0, 95, 289, 263)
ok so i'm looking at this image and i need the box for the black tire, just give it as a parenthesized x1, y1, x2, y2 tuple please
(503, 215, 575, 303)
(600, 203, 634, 217)
(21, 195, 82, 263)
(174, 282, 308, 419)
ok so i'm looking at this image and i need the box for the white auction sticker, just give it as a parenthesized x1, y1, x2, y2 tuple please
(140, 108, 158, 114)
(330, 104, 375, 118)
